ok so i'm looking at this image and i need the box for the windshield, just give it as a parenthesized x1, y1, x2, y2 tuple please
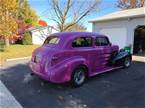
(44, 36, 60, 45)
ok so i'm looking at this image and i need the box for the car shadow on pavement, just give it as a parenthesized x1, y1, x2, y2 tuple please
(0, 61, 145, 108)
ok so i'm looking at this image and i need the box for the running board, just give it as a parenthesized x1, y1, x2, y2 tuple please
(90, 66, 123, 77)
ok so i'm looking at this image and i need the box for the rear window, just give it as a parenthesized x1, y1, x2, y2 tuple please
(72, 37, 92, 47)
(44, 36, 60, 45)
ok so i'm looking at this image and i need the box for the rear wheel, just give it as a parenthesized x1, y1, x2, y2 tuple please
(123, 56, 131, 68)
(71, 66, 87, 87)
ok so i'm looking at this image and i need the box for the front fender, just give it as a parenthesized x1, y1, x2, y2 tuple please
(112, 51, 132, 62)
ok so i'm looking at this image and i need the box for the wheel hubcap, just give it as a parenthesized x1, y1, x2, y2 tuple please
(74, 70, 85, 85)
(125, 57, 130, 67)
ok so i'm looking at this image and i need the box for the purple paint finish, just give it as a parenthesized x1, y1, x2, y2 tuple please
(29, 32, 119, 83)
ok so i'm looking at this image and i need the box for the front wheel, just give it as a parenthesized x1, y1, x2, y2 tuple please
(123, 56, 131, 68)
(71, 66, 87, 87)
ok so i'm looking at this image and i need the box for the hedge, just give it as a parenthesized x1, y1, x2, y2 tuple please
(22, 32, 32, 45)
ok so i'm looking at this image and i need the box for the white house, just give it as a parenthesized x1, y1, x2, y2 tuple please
(29, 26, 58, 45)
(89, 7, 145, 54)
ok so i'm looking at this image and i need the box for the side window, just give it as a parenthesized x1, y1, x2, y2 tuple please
(72, 37, 92, 48)
(96, 37, 109, 46)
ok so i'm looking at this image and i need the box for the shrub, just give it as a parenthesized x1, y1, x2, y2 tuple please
(22, 32, 32, 45)
(0, 39, 5, 52)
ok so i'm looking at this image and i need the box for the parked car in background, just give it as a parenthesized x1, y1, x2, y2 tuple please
(29, 32, 132, 87)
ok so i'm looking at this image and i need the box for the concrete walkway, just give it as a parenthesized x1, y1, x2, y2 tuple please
(0, 80, 23, 108)
(132, 55, 145, 63)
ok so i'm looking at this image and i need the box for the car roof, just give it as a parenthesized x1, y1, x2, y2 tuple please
(51, 32, 106, 38)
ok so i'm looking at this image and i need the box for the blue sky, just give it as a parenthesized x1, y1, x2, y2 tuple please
(29, 0, 119, 31)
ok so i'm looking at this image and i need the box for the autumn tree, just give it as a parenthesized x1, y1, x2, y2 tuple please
(0, 0, 18, 46)
(117, 0, 145, 9)
(18, 0, 39, 26)
(46, 0, 100, 32)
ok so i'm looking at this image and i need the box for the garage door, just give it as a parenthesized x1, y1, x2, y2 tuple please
(100, 27, 127, 49)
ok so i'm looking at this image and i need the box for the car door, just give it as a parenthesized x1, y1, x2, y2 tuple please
(71, 36, 95, 72)
(95, 37, 111, 71)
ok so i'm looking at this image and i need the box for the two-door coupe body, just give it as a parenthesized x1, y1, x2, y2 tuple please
(29, 32, 131, 87)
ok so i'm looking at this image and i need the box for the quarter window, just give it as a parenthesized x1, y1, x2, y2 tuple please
(96, 37, 109, 46)
(72, 37, 92, 47)
(44, 36, 60, 45)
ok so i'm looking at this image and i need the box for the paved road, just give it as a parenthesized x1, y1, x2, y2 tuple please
(0, 60, 145, 108)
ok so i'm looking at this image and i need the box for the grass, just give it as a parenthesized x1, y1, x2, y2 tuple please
(0, 45, 40, 64)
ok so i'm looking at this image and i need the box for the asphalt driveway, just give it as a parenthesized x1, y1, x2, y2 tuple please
(0, 60, 145, 108)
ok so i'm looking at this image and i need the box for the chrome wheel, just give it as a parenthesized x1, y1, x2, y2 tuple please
(72, 67, 86, 87)
(124, 57, 131, 67)
(74, 70, 85, 85)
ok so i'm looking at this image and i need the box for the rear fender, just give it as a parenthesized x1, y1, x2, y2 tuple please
(49, 56, 88, 82)
(58, 56, 88, 73)
(66, 56, 88, 72)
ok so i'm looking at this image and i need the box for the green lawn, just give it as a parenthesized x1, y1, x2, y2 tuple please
(0, 45, 40, 64)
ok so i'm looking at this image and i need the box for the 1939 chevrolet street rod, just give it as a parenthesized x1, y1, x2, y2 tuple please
(29, 32, 132, 87)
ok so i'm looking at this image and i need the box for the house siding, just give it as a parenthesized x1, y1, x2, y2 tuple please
(92, 17, 145, 53)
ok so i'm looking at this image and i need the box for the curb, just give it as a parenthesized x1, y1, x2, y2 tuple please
(0, 80, 23, 108)
(6, 56, 31, 62)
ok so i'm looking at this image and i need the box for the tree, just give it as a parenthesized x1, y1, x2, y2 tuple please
(47, 0, 100, 32)
(0, 0, 18, 46)
(117, 0, 145, 9)
(18, 0, 39, 26)
(64, 23, 86, 32)
(22, 31, 32, 45)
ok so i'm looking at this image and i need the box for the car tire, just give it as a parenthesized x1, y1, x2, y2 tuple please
(71, 66, 87, 87)
(123, 56, 131, 68)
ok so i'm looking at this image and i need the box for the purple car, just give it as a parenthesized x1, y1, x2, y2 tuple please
(29, 32, 131, 87)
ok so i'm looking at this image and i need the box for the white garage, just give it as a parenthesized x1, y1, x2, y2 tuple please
(89, 7, 145, 54)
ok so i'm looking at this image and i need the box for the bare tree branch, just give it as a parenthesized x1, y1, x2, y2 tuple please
(64, 1, 99, 31)
(47, 0, 100, 32)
